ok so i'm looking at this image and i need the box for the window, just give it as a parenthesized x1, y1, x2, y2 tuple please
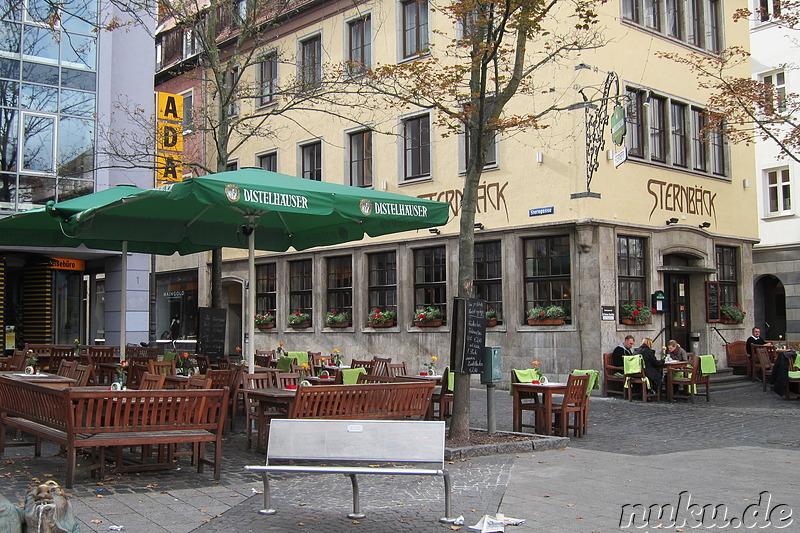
(256, 263, 276, 315)
(349, 130, 372, 187)
(181, 91, 193, 132)
(624, 0, 721, 52)
(758, 0, 781, 22)
(649, 96, 666, 162)
(289, 259, 313, 317)
(348, 16, 371, 75)
(301, 141, 322, 180)
(155, 40, 162, 70)
(226, 161, 238, 171)
(162, 29, 182, 66)
(523, 236, 571, 323)
(474, 241, 502, 322)
(626, 89, 644, 158)
(22, 112, 55, 173)
(368, 251, 397, 315)
(225, 67, 239, 118)
(464, 126, 497, 170)
(691, 107, 708, 172)
(401, 0, 428, 58)
(762, 71, 786, 114)
(617, 236, 646, 320)
(414, 246, 446, 320)
(715, 246, 738, 307)
(709, 128, 725, 176)
(326, 256, 352, 319)
(300, 35, 321, 91)
(766, 168, 791, 215)
(403, 114, 430, 181)
(183, 28, 197, 58)
(670, 102, 687, 167)
(258, 53, 278, 106)
(258, 151, 277, 172)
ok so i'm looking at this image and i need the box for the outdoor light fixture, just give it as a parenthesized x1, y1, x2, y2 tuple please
(698, 222, 711, 229)
(643, 90, 652, 107)
(429, 228, 440, 235)
(474, 223, 484, 230)
(535, 152, 543, 163)
(666, 218, 679, 225)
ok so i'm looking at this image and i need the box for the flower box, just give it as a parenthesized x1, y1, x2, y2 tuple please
(415, 319, 443, 327)
(486, 318, 498, 327)
(326, 321, 350, 328)
(289, 321, 311, 329)
(257, 323, 275, 330)
(368, 321, 394, 328)
(621, 318, 649, 325)
(527, 318, 563, 326)
(720, 318, 742, 325)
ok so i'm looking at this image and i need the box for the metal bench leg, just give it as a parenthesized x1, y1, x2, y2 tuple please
(258, 472, 277, 515)
(347, 473, 366, 519)
(439, 471, 456, 523)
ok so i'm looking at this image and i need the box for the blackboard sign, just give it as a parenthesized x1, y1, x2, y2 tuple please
(450, 298, 486, 374)
(197, 307, 226, 359)
(706, 281, 720, 322)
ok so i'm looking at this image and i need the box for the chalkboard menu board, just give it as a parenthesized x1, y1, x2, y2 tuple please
(450, 298, 486, 374)
(706, 281, 720, 322)
(197, 307, 226, 359)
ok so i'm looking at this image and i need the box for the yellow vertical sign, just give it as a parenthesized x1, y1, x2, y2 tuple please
(155, 92, 184, 186)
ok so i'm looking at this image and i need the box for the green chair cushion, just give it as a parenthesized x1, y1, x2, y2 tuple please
(510, 368, 542, 395)
(286, 351, 309, 366)
(698, 355, 717, 375)
(163, 351, 176, 362)
(341, 367, 367, 385)
(572, 369, 599, 395)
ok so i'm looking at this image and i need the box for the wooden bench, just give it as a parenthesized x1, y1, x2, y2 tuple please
(0, 378, 229, 488)
(245, 418, 454, 522)
(289, 381, 435, 419)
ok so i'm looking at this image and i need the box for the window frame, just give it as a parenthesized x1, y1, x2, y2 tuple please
(765, 167, 792, 216)
(762, 71, 786, 114)
(649, 95, 666, 162)
(300, 140, 322, 181)
(622, 0, 722, 52)
(347, 15, 372, 75)
(326, 255, 353, 319)
(289, 258, 313, 318)
(401, 0, 429, 59)
(522, 235, 572, 324)
(258, 151, 277, 172)
(180, 89, 193, 133)
(257, 52, 278, 107)
(402, 113, 431, 182)
(300, 34, 322, 91)
(368, 251, 398, 316)
(256, 262, 277, 316)
(715, 246, 738, 307)
(413, 245, 447, 322)
(474, 240, 503, 323)
(670, 101, 687, 167)
(349, 129, 373, 188)
(617, 235, 647, 323)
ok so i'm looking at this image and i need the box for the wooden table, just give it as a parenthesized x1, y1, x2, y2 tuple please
(304, 375, 337, 385)
(0, 371, 76, 387)
(512, 382, 567, 435)
(245, 388, 297, 452)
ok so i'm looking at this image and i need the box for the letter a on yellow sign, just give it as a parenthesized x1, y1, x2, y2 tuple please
(157, 92, 183, 122)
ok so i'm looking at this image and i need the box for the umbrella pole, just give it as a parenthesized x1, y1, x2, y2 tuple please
(120, 241, 127, 360)
(247, 224, 256, 375)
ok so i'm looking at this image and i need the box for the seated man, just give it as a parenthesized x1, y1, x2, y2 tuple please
(612, 335, 636, 368)
(746, 327, 769, 357)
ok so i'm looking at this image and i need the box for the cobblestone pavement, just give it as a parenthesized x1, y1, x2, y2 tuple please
(1, 380, 798, 532)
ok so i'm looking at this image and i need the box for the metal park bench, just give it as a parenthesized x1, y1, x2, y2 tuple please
(244, 418, 455, 523)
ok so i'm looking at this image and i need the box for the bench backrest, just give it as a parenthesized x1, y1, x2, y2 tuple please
(266, 418, 445, 465)
(289, 381, 435, 419)
(0, 378, 69, 431)
(725, 341, 748, 368)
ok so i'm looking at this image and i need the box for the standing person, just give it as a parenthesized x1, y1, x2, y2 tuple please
(666, 340, 688, 361)
(635, 337, 663, 393)
(612, 335, 635, 368)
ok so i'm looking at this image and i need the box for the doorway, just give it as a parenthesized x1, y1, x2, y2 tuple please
(755, 275, 786, 340)
(667, 274, 690, 349)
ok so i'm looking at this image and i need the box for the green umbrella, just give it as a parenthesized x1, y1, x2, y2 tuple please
(47, 169, 450, 370)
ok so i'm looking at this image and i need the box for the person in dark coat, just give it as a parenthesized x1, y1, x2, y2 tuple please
(666, 340, 688, 361)
(635, 337, 663, 393)
(612, 335, 636, 367)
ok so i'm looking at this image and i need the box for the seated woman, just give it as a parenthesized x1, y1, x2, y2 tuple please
(666, 339, 688, 362)
(634, 337, 663, 393)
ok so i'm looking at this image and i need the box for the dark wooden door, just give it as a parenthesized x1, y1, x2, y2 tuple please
(668, 274, 690, 349)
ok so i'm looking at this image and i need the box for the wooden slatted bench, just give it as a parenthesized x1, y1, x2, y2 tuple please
(245, 418, 455, 522)
(288, 381, 435, 419)
(0, 377, 229, 488)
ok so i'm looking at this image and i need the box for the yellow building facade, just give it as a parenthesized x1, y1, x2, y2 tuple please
(155, 0, 756, 378)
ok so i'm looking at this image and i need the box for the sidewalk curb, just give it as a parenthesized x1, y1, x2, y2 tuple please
(445, 430, 569, 460)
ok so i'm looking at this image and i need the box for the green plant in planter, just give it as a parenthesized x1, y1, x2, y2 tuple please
(287, 312, 312, 325)
(720, 303, 746, 323)
(485, 308, 498, 320)
(325, 310, 350, 324)
(620, 301, 652, 324)
(415, 306, 443, 323)
(369, 309, 397, 324)
(526, 304, 565, 321)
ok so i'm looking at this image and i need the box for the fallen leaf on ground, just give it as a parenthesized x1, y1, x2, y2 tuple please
(90, 519, 102, 524)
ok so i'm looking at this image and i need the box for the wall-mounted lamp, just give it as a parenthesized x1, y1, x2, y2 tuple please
(535, 152, 543, 164)
(643, 90, 652, 107)
(429, 228, 440, 235)
(666, 218, 679, 225)
(474, 223, 484, 230)
(698, 222, 711, 229)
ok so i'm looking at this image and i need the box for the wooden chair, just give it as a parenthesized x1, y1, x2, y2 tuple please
(724, 341, 749, 376)
(83, 346, 117, 384)
(195, 354, 211, 375)
(73, 364, 93, 387)
(186, 376, 212, 389)
(623, 355, 659, 402)
(57, 359, 79, 378)
(140, 371, 167, 390)
(552, 373, 591, 437)
(205, 369, 232, 389)
(244, 373, 281, 449)
(510, 369, 543, 433)
(755, 346, 775, 392)
(666, 355, 712, 403)
(370, 356, 392, 376)
(0, 356, 11, 371)
(275, 373, 300, 388)
(148, 359, 177, 376)
(255, 350, 276, 367)
(350, 359, 375, 372)
(431, 367, 454, 420)
(9, 351, 26, 371)
(124, 361, 150, 389)
(48, 346, 76, 373)
(602, 353, 625, 397)
(387, 362, 408, 377)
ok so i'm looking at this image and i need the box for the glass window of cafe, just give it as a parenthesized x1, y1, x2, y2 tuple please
(156, 271, 198, 340)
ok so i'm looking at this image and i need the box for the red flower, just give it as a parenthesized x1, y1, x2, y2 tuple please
(295, 312, 301, 316)
(651, 308, 657, 313)
(375, 309, 382, 313)
(636, 301, 643, 308)
(539, 312, 546, 317)
(418, 313, 425, 319)
(633, 309, 640, 316)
